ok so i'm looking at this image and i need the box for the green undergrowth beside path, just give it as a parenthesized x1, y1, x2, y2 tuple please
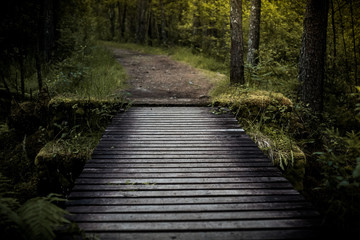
(0, 42, 131, 238)
(211, 82, 306, 190)
(47, 44, 128, 99)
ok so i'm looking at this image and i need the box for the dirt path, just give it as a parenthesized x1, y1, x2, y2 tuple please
(111, 48, 222, 105)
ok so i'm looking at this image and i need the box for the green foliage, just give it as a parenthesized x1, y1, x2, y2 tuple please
(47, 45, 128, 99)
(1, 175, 70, 240)
(211, 85, 307, 189)
(18, 194, 70, 240)
(313, 128, 360, 227)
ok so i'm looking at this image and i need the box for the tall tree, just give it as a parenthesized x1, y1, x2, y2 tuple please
(349, 0, 358, 85)
(108, 3, 116, 39)
(117, 1, 127, 39)
(298, 0, 329, 112)
(136, 0, 150, 44)
(247, 0, 261, 66)
(230, 0, 245, 84)
(159, 0, 167, 45)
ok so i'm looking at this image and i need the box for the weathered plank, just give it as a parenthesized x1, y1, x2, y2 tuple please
(89, 230, 319, 240)
(74, 176, 289, 184)
(67, 202, 314, 213)
(68, 210, 320, 222)
(83, 162, 273, 168)
(66, 195, 306, 206)
(65, 107, 321, 240)
(77, 172, 283, 178)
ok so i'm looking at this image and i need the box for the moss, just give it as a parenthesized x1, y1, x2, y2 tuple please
(247, 126, 306, 191)
(213, 88, 293, 126)
(35, 133, 100, 195)
(212, 88, 306, 190)
(48, 96, 128, 134)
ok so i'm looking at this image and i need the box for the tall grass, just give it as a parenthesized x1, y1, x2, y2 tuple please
(47, 45, 128, 99)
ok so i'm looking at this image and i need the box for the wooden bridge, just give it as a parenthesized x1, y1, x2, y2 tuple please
(66, 107, 321, 240)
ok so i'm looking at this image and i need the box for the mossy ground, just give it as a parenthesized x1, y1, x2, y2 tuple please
(0, 96, 128, 201)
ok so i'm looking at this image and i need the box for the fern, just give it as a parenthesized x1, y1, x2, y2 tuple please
(0, 185, 71, 240)
(18, 193, 70, 240)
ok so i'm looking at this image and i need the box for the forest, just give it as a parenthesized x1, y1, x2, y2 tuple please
(1, 0, 360, 239)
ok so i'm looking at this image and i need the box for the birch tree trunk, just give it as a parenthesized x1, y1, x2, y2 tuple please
(247, 0, 261, 66)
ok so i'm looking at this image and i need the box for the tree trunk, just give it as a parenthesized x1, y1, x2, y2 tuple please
(109, 4, 116, 39)
(160, 0, 167, 45)
(136, 0, 149, 44)
(337, 0, 350, 84)
(230, 0, 245, 85)
(117, 1, 127, 40)
(40, 0, 55, 62)
(122, 2, 127, 39)
(330, 0, 336, 80)
(349, 0, 358, 85)
(192, 0, 202, 49)
(298, 0, 329, 112)
(247, 0, 261, 66)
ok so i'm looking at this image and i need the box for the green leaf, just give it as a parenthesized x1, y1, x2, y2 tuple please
(18, 194, 70, 240)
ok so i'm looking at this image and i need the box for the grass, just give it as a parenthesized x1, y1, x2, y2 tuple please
(47, 44, 128, 100)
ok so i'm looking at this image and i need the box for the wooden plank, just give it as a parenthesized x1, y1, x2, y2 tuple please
(76, 219, 320, 231)
(91, 230, 319, 240)
(84, 162, 274, 168)
(93, 147, 260, 152)
(65, 106, 321, 239)
(71, 182, 293, 191)
(67, 195, 306, 206)
(74, 177, 289, 185)
(100, 135, 252, 140)
(69, 210, 319, 222)
(90, 154, 268, 159)
(68, 189, 300, 198)
(95, 142, 259, 147)
(66, 202, 314, 213)
(91, 151, 265, 156)
(87, 158, 272, 164)
(77, 172, 283, 178)
(81, 167, 279, 173)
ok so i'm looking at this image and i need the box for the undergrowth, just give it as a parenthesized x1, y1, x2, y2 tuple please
(211, 73, 360, 231)
(46, 44, 128, 99)
(0, 173, 69, 240)
(100, 41, 229, 75)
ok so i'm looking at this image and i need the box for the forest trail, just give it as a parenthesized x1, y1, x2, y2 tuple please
(66, 107, 321, 239)
(111, 48, 221, 105)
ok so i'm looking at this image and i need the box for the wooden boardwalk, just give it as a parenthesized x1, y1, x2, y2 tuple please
(66, 107, 321, 240)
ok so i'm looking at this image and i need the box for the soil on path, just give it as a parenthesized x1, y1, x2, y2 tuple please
(111, 48, 222, 105)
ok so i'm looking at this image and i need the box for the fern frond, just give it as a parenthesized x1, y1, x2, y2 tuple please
(18, 194, 70, 240)
(0, 197, 25, 240)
